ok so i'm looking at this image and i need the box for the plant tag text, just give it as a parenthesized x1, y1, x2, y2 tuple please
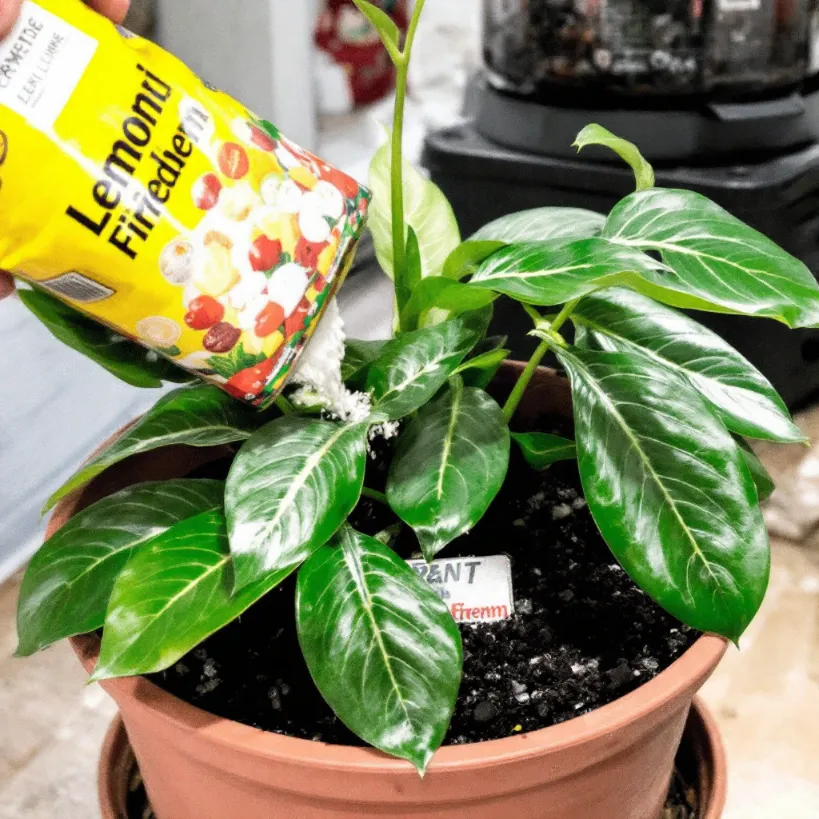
(407, 555, 514, 624)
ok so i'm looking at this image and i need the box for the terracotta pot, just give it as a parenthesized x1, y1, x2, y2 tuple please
(59, 367, 728, 819)
(97, 699, 727, 818)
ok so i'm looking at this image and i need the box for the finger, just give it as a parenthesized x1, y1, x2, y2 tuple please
(86, 0, 130, 25)
(0, 0, 24, 39)
(0, 272, 15, 300)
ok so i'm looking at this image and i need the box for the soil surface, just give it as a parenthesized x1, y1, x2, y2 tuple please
(152, 415, 698, 746)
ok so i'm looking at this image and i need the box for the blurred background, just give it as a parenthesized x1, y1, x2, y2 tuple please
(1, 1, 818, 817)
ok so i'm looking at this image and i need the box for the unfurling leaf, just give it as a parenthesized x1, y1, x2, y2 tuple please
(573, 288, 805, 443)
(91, 511, 293, 680)
(350, 0, 401, 62)
(45, 385, 267, 512)
(556, 344, 770, 643)
(603, 189, 819, 328)
(511, 432, 576, 470)
(226, 417, 369, 589)
(470, 207, 606, 243)
(574, 124, 655, 191)
(368, 135, 461, 281)
(16, 480, 224, 657)
(296, 526, 462, 773)
(735, 437, 776, 502)
(367, 314, 483, 420)
(469, 237, 666, 306)
(387, 379, 510, 560)
(19, 288, 193, 388)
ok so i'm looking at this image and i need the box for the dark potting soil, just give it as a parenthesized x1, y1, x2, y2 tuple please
(151, 415, 698, 746)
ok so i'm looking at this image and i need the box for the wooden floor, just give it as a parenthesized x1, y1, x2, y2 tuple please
(1, 406, 818, 818)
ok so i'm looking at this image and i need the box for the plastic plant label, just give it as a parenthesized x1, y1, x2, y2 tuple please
(407, 555, 514, 624)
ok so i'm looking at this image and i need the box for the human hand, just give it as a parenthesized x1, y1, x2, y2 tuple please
(0, 0, 130, 299)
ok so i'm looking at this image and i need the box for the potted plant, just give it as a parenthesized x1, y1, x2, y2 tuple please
(14, 1, 818, 817)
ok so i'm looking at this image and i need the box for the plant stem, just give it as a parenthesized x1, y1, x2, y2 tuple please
(549, 298, 580, 335)
(390, 0, 427, 335)
(361, 487, 389, 505)
(503, 298, 581, 422)
(503, 338, 551, 423)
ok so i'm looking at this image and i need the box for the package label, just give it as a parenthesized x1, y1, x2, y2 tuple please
(0, 1, 96, 128)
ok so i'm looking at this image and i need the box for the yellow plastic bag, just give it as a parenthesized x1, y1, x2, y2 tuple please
(0, 0, 369, 406)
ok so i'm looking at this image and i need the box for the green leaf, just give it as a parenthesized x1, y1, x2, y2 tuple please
(470, 207, 606, 243)
(207, 342, 266, 380)
(45, 385, 266, 512)
(511, 432, 576, 470)
(400, 277, 497, 332)
(442, 241, 507, 280)
(342, 339, 390, 388)
(226, 416, 369, 589)
(555, 344, 770, 642)
(19, 288, 193, 388)
(387, 379, 510, 559)
(573, 289, 805, 444)
(573, 124, 655, 191)
(469, 237, 666, 306)
(350, 0, 401, 62)
(368, 135, 461, 281)
(16, 480, 224, 657)
(296, 526, 462, 773)
(603, 189, 819, 328)
(91, 511, 294, 680)
(736, 437, 776, 502)
(453, 347, 509, 379)
(367, 315, 482, 420)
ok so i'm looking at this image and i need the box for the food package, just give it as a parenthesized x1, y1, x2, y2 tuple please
(0, 0, 370, 407)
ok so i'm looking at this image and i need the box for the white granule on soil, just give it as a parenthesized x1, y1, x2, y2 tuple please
(290, 298, 373, 423)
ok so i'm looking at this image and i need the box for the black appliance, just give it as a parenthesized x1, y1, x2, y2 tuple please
(422, 0, 819, 408)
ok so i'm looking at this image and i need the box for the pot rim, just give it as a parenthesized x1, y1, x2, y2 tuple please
(62, 365, 727, 776)
(97, 698, 728, 818)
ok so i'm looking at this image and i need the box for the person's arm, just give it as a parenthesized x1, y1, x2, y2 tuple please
(0, 0, 130, 299)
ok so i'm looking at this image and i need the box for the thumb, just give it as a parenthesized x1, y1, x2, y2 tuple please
(0, 0, 24, 40)
(0, 272, 15, 300)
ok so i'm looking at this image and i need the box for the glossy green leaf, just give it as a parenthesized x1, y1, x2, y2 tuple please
(469, 237, 666, 306)
(387, 380, 510, 559)
(736, 437, 776, 502)
(19, 288, 193, 388)
(226, 416, 369, 589)
(555, 344, 770, 642)
(350, 0, 401, 61)
(400, 277, 497, 332)
(603, 189, 819, 328)
(511, 432, 577, 470)
(367, 315, 482, 420)
(296, 526, 462, 773)
(45, 385, 266, 512)
(442, 240, 507, 280)
(91, 511, 294, 680)
(342, 339, 390, 388)
(16, 480, 224, 657)
(453, 347, 509, 379)
(574, 124, 655, 191)
(573, 289, 805, 444)
(470, 207, 606, 243)
(368, 135, 461, 281)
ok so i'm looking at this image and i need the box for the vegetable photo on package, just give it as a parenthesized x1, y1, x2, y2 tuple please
(7, 0, 816, 788)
